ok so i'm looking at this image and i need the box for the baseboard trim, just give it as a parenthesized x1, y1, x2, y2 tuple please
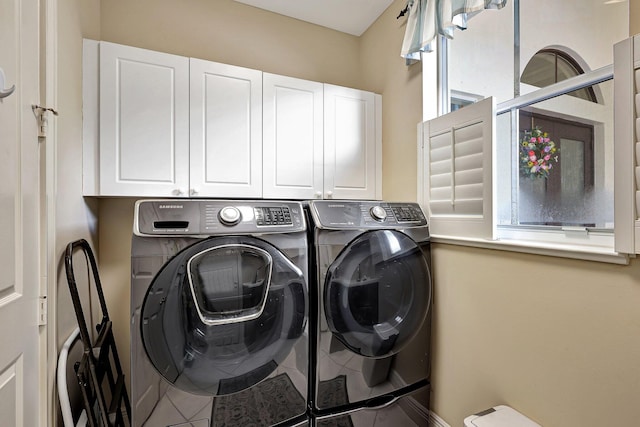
(397, 392, 429, 425)
(388, 371, 450, 427)
(429, 412, 451, 427)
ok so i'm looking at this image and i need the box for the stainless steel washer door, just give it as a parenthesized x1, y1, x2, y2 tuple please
(324, 230, 431, 358)
(141, 236, 307, 396)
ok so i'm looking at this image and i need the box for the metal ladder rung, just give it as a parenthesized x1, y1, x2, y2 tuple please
(108, 374, 126, 416)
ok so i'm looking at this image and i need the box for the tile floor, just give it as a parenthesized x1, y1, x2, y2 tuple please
(142, 384, 213, 426)
(139, 344, 307, 427)
(137, 332, 426, 427)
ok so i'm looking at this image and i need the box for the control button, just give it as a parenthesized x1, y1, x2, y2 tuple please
(370, 205, 387, 221)
(255, 206, 293, 226)
(218, 206, 241, 226)
(391, 205, 425, 222)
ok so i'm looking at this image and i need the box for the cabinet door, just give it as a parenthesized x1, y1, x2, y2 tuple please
(190, 59, 262, 198)
(99, 42, 190, 196)
(324, 84, 381, 200)
(263, 73, 324, 199)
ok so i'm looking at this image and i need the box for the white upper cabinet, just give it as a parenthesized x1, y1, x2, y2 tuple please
(262, 73, 324, 199)
(84, 41, 262, 197)
(97, 41, 190, 197)
(190, 59, 262, 198)
(324, 84, 381, 200)
(84, 40, 381, 200)
(263, 76, 382, 200)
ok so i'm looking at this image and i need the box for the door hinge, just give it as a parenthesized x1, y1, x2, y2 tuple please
(32, 105, 58, 139)
(38, 295, 47, 326)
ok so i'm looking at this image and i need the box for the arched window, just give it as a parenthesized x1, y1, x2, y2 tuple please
(521, 49, 598, 102)
(519, 48, 600, 227)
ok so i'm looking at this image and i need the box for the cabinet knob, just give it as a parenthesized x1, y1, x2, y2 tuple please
(315, 191, 322, 198)
(326, 191, 333, 199)
(190, 188, 199, 196)
(173, 188, 186, 196)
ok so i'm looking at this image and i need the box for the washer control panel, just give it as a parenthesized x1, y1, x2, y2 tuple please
(255, 206, 292, 226)
(135, 200, 304, 236)
(390, 205, 425, 222)
(310, 200, 427, 230)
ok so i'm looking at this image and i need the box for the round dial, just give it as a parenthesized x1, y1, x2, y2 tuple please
(218, 206, 242, 226)
(370, 205, 387, 221)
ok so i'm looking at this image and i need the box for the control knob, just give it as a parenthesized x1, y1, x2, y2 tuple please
(370, 205, 387, 221)
(218, 206, 242, 226)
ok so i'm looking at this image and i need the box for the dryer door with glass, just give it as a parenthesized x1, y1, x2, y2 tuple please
(324, 229, 431, 358)
(141, 235, 307, 396)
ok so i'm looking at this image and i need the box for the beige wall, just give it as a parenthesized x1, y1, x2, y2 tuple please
(99, 0, 362, 89)
(632, 1, 640, 35)
(430, 246, 640, 426)
(53, 0, 101, 424)
(56, 0, 101, 348)
(360, 0, 423, 201)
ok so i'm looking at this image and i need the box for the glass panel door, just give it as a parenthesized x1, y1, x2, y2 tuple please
(141, 236, 307, 396)
(324, 230, 431, 358)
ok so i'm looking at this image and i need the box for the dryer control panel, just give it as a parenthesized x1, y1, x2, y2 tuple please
(310, 200, 427, 230)
(134, 200, 305, 236)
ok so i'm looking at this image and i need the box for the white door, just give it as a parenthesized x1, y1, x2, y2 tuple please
(0, 0, 42, 425)
(99, 42, 190, 197)
(263, 73, 324, 199)
(324, 84, 381, 200)
(190, 59, 262, 198)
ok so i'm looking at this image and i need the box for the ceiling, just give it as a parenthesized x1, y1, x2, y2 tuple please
(233, 0, 396, 36)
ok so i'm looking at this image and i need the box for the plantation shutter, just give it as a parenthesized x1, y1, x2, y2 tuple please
(613, 35, 640, 254)
(420, 97, 496, 240)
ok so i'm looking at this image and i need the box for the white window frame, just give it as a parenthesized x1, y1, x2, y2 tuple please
(418, 36, 639, 265)
(451, 89, 485, 111)
(613, 34, 640, 255)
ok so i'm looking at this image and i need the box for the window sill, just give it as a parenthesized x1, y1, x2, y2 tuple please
(430, 229, 630, 265)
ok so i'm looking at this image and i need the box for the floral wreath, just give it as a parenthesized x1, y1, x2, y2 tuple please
(520, 127, 559, 178)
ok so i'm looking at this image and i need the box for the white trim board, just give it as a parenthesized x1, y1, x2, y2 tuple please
(430, 412, 451, 427)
